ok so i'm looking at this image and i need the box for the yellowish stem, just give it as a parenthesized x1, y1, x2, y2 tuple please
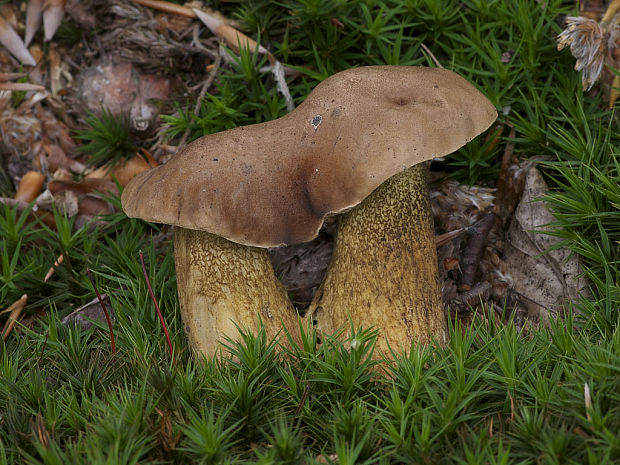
(174, 227, 301, 356)
(307, 164, 447, 357)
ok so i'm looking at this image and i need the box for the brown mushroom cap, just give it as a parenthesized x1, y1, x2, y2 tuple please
(122, 66, 497, 247)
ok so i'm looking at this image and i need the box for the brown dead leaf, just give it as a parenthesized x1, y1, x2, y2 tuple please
(14, 171, 44, 203)
(46, 188, 79, 217)
(78, 195, 113, 216)
(61, 295, 115, 330)
(156, 408, 181, 452)
(32, 413, 50, 448)
(0, 197, 56, 228)
(48, 175, 118, 196)
(46, 175, 117, 222)
(39, 144, 85, 173)
(77, 57, 171, 133)
(85, 152, 158, 186)
(502, 166, 587, 323)
(0, 4, 19, 29)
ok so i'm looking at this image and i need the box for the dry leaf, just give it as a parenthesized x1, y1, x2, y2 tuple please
(25, 0, 44, 46)
(14, 171, 45, 203)
(77, 58, 171, 132)
(502, 166, 587, 323)
(61, 295, 115, 330)
(40, 144, 85, 173)
(0, 16, 37, 66)
(86, 153, 158, 186)
(48, 189, 79, 217)
(43, 0, 66, 42)
(0, 4, 19, 29)
(48, 175, 118, 196)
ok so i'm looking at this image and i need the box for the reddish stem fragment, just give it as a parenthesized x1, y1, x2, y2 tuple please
(86, 269, 116, 354)
(457, 213, 495, 291)
(139, 250, 173, 357)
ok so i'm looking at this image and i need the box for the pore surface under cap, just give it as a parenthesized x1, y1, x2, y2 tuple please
(121, 66, 497, 247)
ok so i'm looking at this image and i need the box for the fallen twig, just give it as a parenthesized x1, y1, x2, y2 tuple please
(272, 60, 295, 111)
(139, 250, 173, 358)
(295, 382, 311, 417)
(451, 282, 492, 311)
(86, 269, 116, 354)
(420, 42, 443, 68)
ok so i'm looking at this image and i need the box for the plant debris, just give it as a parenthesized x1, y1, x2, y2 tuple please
(61, 294, 115, 330)
(502, 166, 587, 323)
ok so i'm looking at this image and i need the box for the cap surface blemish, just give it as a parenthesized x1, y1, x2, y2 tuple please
(311, 115, 322, 129)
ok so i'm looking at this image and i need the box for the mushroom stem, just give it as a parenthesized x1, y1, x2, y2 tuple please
(307, 164, 447, 355)
(174, 227, 301, 356)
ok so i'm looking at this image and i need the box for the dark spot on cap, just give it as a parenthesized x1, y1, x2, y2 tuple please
(392, 96, 410, 106)
(311, 115, 323, 129)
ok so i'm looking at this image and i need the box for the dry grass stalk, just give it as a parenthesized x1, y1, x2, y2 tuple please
(1, 294, 28, 340)
(44, 254, 64, 282)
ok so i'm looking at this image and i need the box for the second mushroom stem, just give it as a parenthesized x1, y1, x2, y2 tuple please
(306, 164, 448, 355)
(173, 227, 302, 355)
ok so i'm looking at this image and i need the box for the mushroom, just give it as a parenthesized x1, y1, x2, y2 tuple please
(122, 66, 496, 357)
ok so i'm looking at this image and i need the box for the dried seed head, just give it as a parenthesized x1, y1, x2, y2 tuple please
(557, 16, 620, 90)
